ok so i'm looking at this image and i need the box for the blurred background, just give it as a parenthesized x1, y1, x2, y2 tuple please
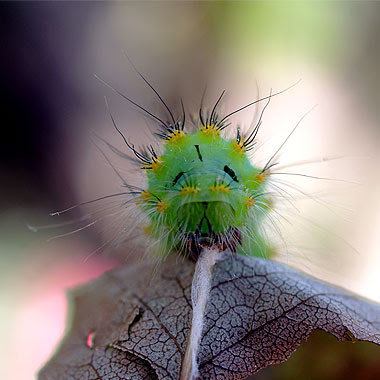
(1, 2, 379, 379)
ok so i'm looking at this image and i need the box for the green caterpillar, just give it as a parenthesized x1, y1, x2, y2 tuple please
(139, 124, 271, 260)
(108, 80, 278, 261)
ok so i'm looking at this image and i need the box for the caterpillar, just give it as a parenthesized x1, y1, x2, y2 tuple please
(37, 61, 312, 265)
(131, 104, 273, 261)
(90, 68, 304, 262)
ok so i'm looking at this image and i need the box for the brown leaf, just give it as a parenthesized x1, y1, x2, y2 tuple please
(39, 255, 380, 380)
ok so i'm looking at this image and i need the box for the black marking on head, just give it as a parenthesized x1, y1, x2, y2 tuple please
(194, 145, 203, 162)
(224, 165, 239, 182)
(197, 202, 213, 234)
(173, 171, 185, 185)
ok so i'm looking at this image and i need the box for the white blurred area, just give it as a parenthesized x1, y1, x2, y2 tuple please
(2, 3, 380, 380)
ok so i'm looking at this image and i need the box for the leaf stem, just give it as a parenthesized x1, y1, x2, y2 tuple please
(181, 248, 221, 380)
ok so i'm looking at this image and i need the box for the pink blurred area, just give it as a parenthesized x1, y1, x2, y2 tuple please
(3, 241, 119, 380)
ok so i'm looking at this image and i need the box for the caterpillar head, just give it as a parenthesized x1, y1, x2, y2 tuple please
(138, 122, 271, 260)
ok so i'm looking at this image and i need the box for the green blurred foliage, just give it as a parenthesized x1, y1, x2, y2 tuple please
(203, 1, 380, 119)
(207, 1, 346, 67)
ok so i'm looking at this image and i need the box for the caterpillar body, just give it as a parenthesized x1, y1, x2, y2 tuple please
(138, 121, 272, 261)
(44, 69, 302, 263)
(102, 77, 283, 262)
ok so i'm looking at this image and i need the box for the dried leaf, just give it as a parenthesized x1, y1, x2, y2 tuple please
(39, 255, 380, 380)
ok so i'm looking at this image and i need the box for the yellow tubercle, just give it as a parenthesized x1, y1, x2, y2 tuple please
(140, 191, 150, 201)
(232, 140, 246, 154)
(180, 186, 201, 195)
(156, 201, 167, 212)
(210, 184, 230, 193)
(150, 157, 163, 171)
(136, 190, 150, 205)
(256, 171, 268, 184)
(201, 124, 220, 136)
(246, 196, 255, 208)
(166, 130, 186, 145)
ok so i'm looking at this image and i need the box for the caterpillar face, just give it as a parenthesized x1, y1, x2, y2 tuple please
(138, 123, 271, 260)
